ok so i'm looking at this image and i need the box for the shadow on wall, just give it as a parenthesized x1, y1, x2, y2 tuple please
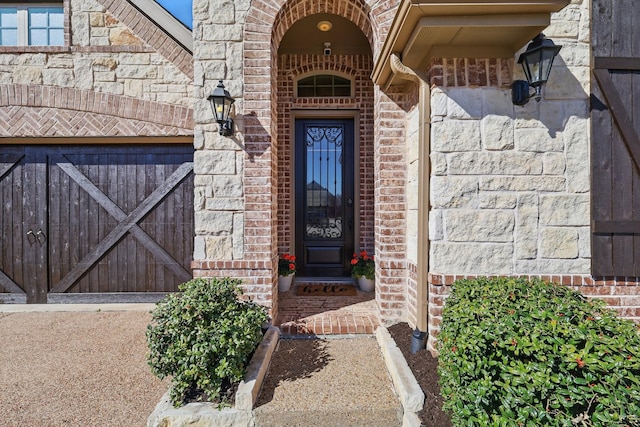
(432, 56, 590, 139)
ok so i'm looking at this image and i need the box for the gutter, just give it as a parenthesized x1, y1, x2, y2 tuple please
(389, 54, 431, 352)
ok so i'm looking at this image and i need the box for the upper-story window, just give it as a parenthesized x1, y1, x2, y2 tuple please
(297, 74, 353, 97)
(0, 5, 63, 46)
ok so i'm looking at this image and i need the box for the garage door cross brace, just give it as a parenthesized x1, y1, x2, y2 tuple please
(49, 156, 193, 294)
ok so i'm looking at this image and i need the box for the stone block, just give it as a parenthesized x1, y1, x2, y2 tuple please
(205, 236, 233, 259)
(480, 176, 565, 192)
(479, 194, 517, 209)
(13, 67, 42, 84)
(539, 194, 589, 226)
(205, 198, 244, 211)
(109, 27, 143, 46)
(545, 66, 589, 101)
(446, 88, 482, 119)
(118, 53, 151, 65)
(430, 242, 513, 275)
(540, 227, 579, 259)
(211, 1, 236, 24)
(194, 150, 237, 175)
(431, 120, 481, 153)
(213, 175, 243, 197)
(89, 12, 104, 27)
(444, 210, 514, 242)
(430, 152, 447, 175)
(514, 127, 564, 152)
(195, 211, 233, 235)
(233, 213, 244, 259)
(193, 236, 206, 260)
(563, 116, 589, 193)
(430, 176, 478, 209)
(542, 153, 566, 175)
(42, 69, 75, 87)
(481, 115, 514, 150)
(47, 56, 74, 69)
(481, 88, 514, 117)
(93, 81, 124, 95)
(430, 88, 448, 119)
(202, 23, 242, 41)
(429, 210, 443, 241)
(447, 152, 542, 175)
(514, 258, 590, 275)
(124, 79, 143, 97)
(116, 65, 158, 79)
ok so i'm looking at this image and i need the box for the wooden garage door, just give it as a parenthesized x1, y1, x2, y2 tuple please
(591, 0, 640, 276)
(0, 145, 193, 303)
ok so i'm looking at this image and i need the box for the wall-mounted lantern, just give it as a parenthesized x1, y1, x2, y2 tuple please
(512, 34, 562, 106)
(207, 80, 235, 136)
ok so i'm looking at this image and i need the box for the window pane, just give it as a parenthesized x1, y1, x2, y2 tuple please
(30, 28, 47, 45)
(49, 28, 63, 46)
(297, 74, 352, 98)
(1, 29, 17, 46)
(0, 8, 18, 27)
(29, 9, 49, 27)
(28, 8, 64, 46)
(49, 9, 64, 27)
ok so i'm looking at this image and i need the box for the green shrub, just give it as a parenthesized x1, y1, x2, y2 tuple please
(146, 277, 269, 407)
(437, 277, 640, 427)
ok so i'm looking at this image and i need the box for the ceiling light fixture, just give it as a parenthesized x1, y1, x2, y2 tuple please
(317, 20, 332, 32)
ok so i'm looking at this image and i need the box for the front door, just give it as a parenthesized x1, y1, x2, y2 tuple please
(295, 118, 355, 277)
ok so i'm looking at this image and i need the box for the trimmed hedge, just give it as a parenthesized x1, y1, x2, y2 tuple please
(146, 277, 269, 407)
(437, 277, 640, 426)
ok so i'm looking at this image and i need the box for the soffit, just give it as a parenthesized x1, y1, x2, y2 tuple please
(372, 0, 571, 88)
(279, 13, 371, 56)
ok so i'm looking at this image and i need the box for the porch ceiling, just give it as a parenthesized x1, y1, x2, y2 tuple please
(372, 0, 571, 89)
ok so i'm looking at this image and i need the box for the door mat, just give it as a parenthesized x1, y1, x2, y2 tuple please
(296, 284, 358, 296)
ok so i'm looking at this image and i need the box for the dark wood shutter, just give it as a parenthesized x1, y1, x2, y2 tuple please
(591, 0, 640, 276)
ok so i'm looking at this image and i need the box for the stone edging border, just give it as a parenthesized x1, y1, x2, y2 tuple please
(376, 326, 426, 427)
(147, 326, 280, 427)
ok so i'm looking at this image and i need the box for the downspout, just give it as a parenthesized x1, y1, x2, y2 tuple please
(389, 54, 431, 353)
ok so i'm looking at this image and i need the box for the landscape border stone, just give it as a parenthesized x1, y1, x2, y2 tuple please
(147, 326, 280, 427)
(376, 326, 425, 427)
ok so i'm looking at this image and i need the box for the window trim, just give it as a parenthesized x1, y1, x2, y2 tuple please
(0, 3, 64, 46)
(294, 72, 354, 98)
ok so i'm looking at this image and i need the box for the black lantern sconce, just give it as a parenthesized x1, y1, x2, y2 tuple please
(512, 34, 562, 106)
(207, 80, 235, 136)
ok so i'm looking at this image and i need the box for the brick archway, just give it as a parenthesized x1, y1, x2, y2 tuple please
(243, 0, 408, 324)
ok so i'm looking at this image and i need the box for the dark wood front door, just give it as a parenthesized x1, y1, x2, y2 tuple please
(295, 119, 355, 277)
(0, 144, 193, 303)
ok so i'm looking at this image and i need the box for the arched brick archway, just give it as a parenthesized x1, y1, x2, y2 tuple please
(243, 0, 408, 324)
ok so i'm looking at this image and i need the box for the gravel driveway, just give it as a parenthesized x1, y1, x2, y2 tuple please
(0, 310, 168, 427)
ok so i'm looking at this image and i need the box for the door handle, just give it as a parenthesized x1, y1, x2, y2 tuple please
(347, 198, 353, 207)
(26, 230, 36, 245)
(36, 229, 47, 244)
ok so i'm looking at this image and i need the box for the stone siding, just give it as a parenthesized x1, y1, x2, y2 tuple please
(428, 0, 591, 277)
(0, 0, 193, 136)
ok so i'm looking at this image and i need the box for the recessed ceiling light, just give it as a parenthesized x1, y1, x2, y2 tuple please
(317, 20, 332, 32)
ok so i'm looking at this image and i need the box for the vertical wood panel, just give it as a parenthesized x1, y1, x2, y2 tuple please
(591, 0, 640, 276)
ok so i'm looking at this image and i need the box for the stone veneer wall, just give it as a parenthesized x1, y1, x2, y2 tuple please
(0, 0, 191, 108)
(423, 1, 620, 349)
(0, 0, 194, 139)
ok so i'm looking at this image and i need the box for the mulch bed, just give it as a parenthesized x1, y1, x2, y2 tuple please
(388, 323, 452, 427)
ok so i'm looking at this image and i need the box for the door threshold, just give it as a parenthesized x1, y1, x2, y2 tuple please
(294, 276, 356, 284)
